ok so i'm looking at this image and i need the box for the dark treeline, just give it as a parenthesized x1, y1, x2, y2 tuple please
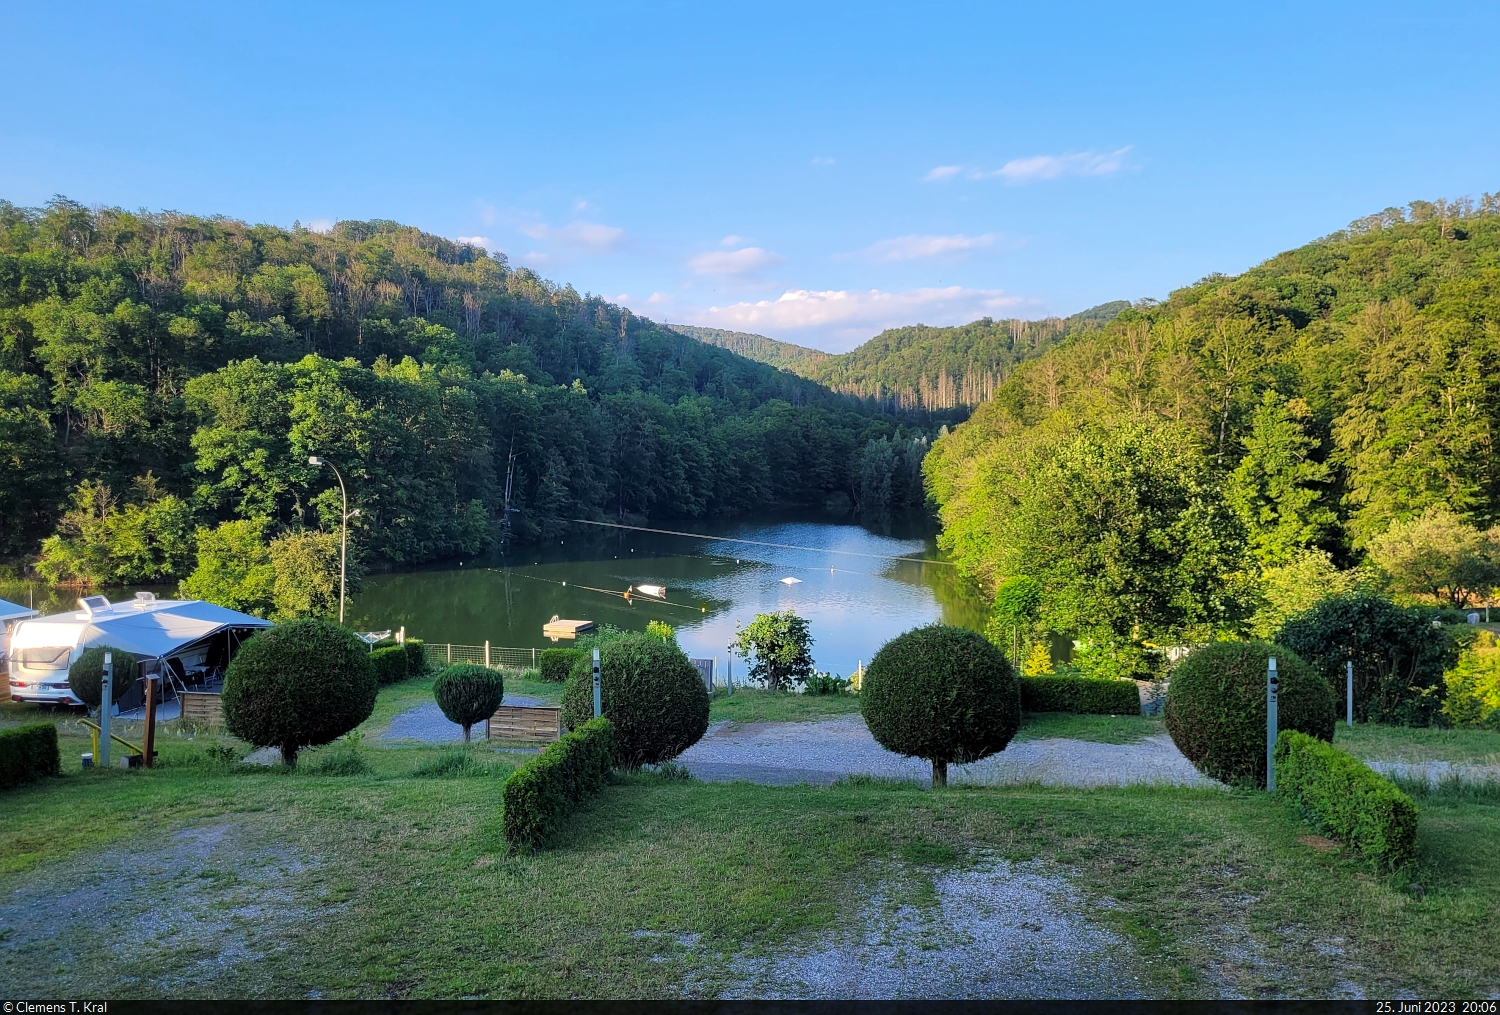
(0, 198, 928, 585)
(671, 304, 1128, 415)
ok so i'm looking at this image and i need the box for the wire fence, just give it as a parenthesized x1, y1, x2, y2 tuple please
(419, 643, 541, 672)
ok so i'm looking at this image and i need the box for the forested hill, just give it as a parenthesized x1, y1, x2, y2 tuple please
(926, 194, 1500, 643)
(0, 198, 930, 585)
(669, 302, 1128, 412)
(662, 324, 830, 374)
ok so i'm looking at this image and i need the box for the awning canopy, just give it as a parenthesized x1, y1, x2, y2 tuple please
(0, 598, 38, 624)
(13, 598, 272, 660)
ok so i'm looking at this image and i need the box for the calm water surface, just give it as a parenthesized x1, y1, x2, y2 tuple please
(346, 518, 988, 677)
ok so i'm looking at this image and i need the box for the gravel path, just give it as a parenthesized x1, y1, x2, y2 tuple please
(375, 697, 549, 743)
(678, 716, 1214, 788)
(723, 854, 1148, 999)
(1365, 759, 1500, 786)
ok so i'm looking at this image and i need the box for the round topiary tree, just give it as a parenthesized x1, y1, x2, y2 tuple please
(560, 633, 709, 769)
(222, 618, 377, 767)
(860, 624, 1021, 787)
(68, 645, 138, 709)
(1165, 639, 1336, 787)
(433, 663, 504, 742)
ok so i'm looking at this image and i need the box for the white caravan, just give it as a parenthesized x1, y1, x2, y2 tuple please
(7, 593, 271, 710)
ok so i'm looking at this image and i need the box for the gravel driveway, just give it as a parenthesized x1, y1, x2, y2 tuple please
(678, 716, 1214, 788)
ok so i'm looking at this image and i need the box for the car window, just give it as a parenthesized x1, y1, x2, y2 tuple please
(19, 646, 71, 670)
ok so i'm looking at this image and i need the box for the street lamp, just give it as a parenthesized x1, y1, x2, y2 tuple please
(308, 456, 358, 624)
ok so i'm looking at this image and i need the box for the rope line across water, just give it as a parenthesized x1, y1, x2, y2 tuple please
(567, 518, 955, 565)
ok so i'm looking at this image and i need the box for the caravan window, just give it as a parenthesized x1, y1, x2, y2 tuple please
(19, 647, 70, 671)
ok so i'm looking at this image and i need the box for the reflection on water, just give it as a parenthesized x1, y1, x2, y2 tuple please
(2, 518, 991, 680)
(349, 518, 989, 677)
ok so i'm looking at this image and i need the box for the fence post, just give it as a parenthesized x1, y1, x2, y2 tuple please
(532, 647, 537, 668)
(485, 641, 490, 668)
(1266, 657, 1279, 793)
(447, 643, 452, 664)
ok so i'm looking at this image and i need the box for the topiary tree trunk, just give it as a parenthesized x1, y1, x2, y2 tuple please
(281, 742, 299, 767)
(461, 722, 472, 743)
(931, 758, 947, 788)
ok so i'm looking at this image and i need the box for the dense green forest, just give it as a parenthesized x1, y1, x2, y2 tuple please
(671, 303, 1126, 413)
(0, 197, 932, 589)
(927, 195, 1500, 654)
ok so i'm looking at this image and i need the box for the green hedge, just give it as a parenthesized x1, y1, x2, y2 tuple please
(540, 648, 585, 683)
(1275, 730, 1418, 870)
(404, 639, 429, 676)
(502, 717, 614, 850)
(370, 645, 410, 685)
(1021, 675, 1141, 715)
(1, 723, 60, 791)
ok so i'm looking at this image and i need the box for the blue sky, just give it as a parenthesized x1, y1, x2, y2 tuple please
(4, 1, 1497, 351)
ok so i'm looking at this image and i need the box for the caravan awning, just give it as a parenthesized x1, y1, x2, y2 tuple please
(0, 598, 38, 624)
(75, 601, 272, 658)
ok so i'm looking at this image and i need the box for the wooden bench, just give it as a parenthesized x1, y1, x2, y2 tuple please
(179, 691, 223, 726)
(488, 705, 563, 743)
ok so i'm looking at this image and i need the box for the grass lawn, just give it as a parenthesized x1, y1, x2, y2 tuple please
(708, 687, 863, 724)
(1334, 722, 1500, 765)
(4, 686, 1499, 998)
(1014, 712, 1164, 745)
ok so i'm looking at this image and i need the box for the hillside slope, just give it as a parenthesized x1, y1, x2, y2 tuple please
(0, 198, 916, 576)
(669, 302, 1128, 411)
(927, 194, 1500, 600)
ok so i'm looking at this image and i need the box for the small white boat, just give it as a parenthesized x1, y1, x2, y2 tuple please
(632, 584, 668, 599)
(779, 576, 803, 585)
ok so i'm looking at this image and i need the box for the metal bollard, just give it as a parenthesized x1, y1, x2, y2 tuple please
(1266, 657, 1279, 793)
(592, 648, 601, 718)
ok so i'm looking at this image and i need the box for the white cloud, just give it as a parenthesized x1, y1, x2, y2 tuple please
(719, 234, 746, 247)
(573, 198, 596, 212)
(812, 156, 835, 166)
(923, 148, 1133, 185)
(689, 286, 1036, 350)
(306, 218, 334, 233)
(923, 165, 964, 182)
(861, 233, 1000, 262)
(687, 246, 787, 277)
(521, 251, 550, 266)
(456, 235, 495, 250)
(518, 219, 628, 251)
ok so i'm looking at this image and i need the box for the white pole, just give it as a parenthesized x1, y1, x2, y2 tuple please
(1266, 656, 1279, 793)
(592, 649, 602, 717)
(99, 652, 113, 769)
(1346, 659, 1354, 727)
(484, 641, 490, 668)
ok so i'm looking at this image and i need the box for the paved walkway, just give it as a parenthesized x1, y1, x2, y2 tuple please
(677, 716, 1214, 788)
(375, 696, 550, 743)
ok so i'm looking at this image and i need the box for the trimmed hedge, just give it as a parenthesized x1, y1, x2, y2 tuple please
(222, 618, 377, 767)
(540, 648, 585, 683)
(1022, 675, 1140, 715)
(502, 716, 614, 849)
(1165, 640, 1335, 787)
(370, 645, 410, 686)
(404, 639, 429, 676)
(1276, 730, 1418, 870)
(433, 663, 504, 742)
(861, 624, 1020, 787)
(0, 723, 60, 791)
(560, 635, 709, 769)
(68, 645, 138, 707)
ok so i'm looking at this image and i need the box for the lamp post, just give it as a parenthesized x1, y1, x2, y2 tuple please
(308, 456, 357, 624)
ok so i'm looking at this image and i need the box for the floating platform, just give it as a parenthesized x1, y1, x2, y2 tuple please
(543, 618, 596, 640)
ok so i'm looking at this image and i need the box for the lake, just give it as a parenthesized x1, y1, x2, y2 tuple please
(345, 517, 989, 678)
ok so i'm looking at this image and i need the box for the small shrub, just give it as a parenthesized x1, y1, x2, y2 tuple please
(370, 645, 410, 686)
(540, 648, 585, 683)
(560, 634, 710, 769)
(1021, 675, 1140, 715)
(1165, 640, 1335, 787)
(805, 671, 851, 696)
(205, 742, 239, 765)
(404, 639, 429, 676)
(414, 751, 493, 777)
(734, 610, 815, 690)
(433, 663, 505, 742)
(0, 724, 60, 791)
(503, 716, 615, 849)
(1276, 730, 1418, 870)
(68, 645, 138, 708)
(645, 620, 676, 644)
(221, 618, 378, 767)
(302, 748, 370, 776)
(861, 624, 1021, 787)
